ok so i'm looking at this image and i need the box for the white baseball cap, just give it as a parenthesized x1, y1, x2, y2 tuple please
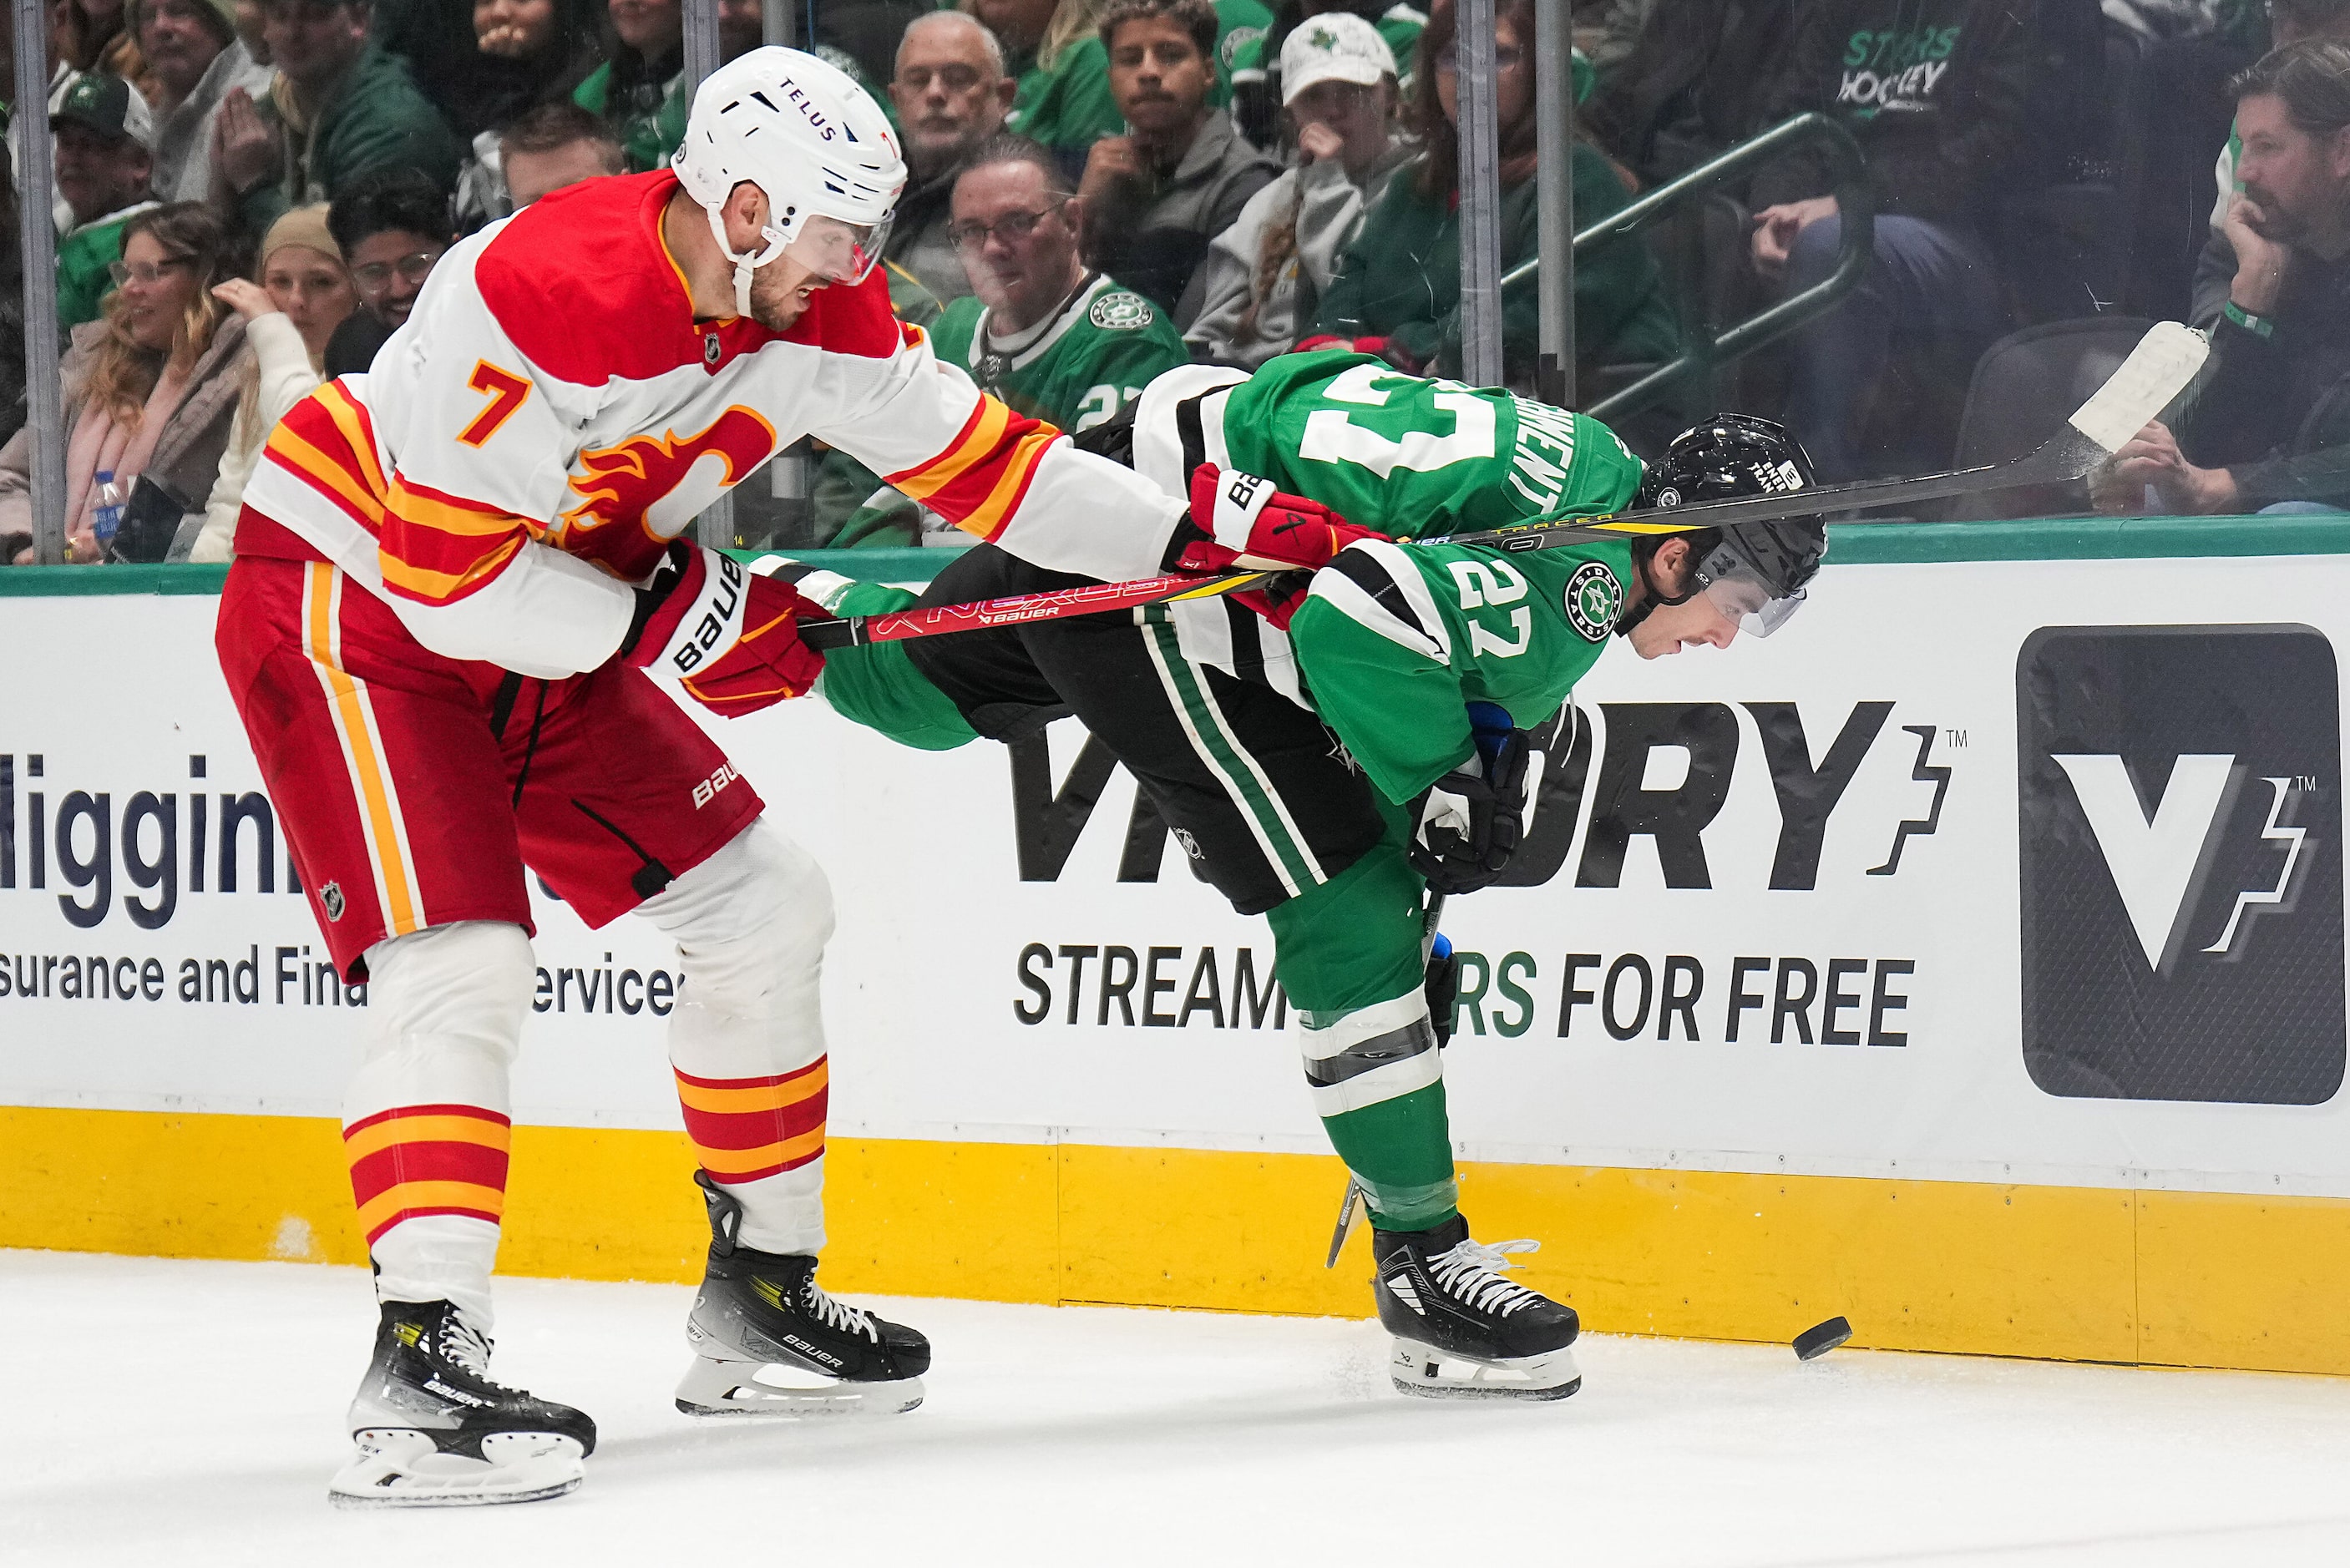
(1281, 13, 1396, 106)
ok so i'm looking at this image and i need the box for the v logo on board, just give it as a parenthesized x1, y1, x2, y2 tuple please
(2049, 752, 2236, 973)
(2017, 625, 2343, 1105)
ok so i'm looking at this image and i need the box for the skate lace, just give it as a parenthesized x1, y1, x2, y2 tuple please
(1426, 1237, 1545, 1318)
(436, 1313, 509, 1386)
(803, 1277, 882, 1343)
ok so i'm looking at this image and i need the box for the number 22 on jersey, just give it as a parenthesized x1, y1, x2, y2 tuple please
(1450, 556, 1531, 658)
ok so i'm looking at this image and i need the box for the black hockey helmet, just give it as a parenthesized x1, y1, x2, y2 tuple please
(1628, 414, 1827, 639)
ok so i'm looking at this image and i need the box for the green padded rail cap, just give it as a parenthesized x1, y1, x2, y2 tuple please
(4, 520, 2348, 596)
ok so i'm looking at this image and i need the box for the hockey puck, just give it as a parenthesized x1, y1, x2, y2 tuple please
(1794, 1316, 1852, 1361)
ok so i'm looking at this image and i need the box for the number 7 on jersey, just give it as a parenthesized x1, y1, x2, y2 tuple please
(458, 361, 533, 448)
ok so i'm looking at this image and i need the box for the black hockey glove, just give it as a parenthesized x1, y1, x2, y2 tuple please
(1407, 725, 1544, 895)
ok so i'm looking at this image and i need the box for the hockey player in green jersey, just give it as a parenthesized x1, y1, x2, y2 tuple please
(798, 355, 1826, 1399)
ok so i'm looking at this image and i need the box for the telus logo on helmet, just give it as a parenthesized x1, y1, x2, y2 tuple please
(778, 80, 838, 140)
(2017, 625, 2344, 1105)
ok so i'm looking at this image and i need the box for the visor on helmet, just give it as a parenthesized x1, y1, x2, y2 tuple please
(1694, 558, 1806, 639)
(777, 210, 894, 286)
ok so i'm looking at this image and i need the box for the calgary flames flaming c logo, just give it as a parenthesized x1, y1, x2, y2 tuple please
(561, 406, 777, 537)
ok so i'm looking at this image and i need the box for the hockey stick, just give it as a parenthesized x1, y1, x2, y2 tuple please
(793, 322, 2208, 652)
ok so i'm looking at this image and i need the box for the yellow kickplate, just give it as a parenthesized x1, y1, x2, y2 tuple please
(3, 1105, 2344, 1373)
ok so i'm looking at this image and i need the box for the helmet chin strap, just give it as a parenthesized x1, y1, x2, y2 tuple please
(704, 204, 765, 320)
(1616, 544, 1694, 636)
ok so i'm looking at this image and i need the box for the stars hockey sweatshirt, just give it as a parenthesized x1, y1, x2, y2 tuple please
(1746, 0, 2033, 228)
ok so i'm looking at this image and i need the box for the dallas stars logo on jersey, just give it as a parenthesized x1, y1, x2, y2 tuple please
(1089, 291, 1156, 331)
(1563, 559, 1623, 642)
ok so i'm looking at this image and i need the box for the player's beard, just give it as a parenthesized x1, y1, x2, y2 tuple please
(746, 260, 824, 331)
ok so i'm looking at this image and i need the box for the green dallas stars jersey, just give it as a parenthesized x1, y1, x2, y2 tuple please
(818, 349, 1646, 807)
(1284, 533, 1634, 804)
(1178, 350, 1644, 800)
(1208, 349, 1643, 542)
(930, 274, 1190, 433)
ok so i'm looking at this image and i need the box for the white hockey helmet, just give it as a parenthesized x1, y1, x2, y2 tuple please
(671, 45, 907, 316)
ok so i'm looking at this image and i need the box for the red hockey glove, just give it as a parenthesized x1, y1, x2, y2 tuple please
(625, 543, 826, 716)
(1230, 579, 1311, 632)
(1171, 463, 1387, 574)
(1289, 334, 1420, 372)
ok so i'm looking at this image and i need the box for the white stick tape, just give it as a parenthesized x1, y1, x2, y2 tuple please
(2067, 321, 2212, 453)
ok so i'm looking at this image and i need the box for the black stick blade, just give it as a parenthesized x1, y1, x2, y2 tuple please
(1794, 1316, 1853, 1361)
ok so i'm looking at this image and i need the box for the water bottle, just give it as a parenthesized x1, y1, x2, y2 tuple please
(92, 471, 124, 551)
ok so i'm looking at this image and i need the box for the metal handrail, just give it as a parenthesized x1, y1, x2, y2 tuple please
(1499, 112, 1877, 422)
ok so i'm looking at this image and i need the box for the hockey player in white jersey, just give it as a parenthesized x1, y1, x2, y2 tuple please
(215, 48, 1205, 1507)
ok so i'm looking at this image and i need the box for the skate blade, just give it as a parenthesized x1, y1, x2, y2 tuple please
(1388, 1338, 1582, 1402)
(327, 1429, 585, 1509)
(674, 1353, 924, 1419)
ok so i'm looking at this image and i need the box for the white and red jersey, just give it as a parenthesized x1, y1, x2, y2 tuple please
(241, 170, 1186, 678)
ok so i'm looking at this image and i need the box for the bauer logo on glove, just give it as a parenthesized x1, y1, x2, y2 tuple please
(670, 551, 747, 675)
(1171, 463, 1389, 574)
(625, 542, 827, 716)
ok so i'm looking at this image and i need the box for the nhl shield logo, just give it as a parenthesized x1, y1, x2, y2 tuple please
(1562, 560, 1622, 642)
(320, 881, 346, 922)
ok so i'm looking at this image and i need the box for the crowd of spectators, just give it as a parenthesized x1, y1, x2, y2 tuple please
(13, 0, 2350, 564)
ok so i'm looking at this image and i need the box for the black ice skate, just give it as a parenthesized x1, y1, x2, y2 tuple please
(675, 1171, 930, 1418)
(329, 1298, 597, 1508)
(1372, 1215, 1581, 1400)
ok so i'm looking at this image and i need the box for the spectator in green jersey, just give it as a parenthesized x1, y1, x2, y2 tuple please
(53, 73, 163, 331)
(818, 134, 1188, 545)
(1079, 0, 1277, 324)
(968, 0, 1123, 158)
(946, 134, 1190, 427)
(571, 0, 684, 170)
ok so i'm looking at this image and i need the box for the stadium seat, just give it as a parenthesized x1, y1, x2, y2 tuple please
(1944, 315, 2156, 519)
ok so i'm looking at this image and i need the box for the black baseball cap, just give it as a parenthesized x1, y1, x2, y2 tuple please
(52, 73, 155, 150)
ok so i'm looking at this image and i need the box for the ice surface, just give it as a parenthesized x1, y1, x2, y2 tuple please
(8, 1249, 2350, 1567)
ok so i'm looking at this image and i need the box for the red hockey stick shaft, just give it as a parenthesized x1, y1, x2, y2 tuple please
(794, 567, 1276, 650)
